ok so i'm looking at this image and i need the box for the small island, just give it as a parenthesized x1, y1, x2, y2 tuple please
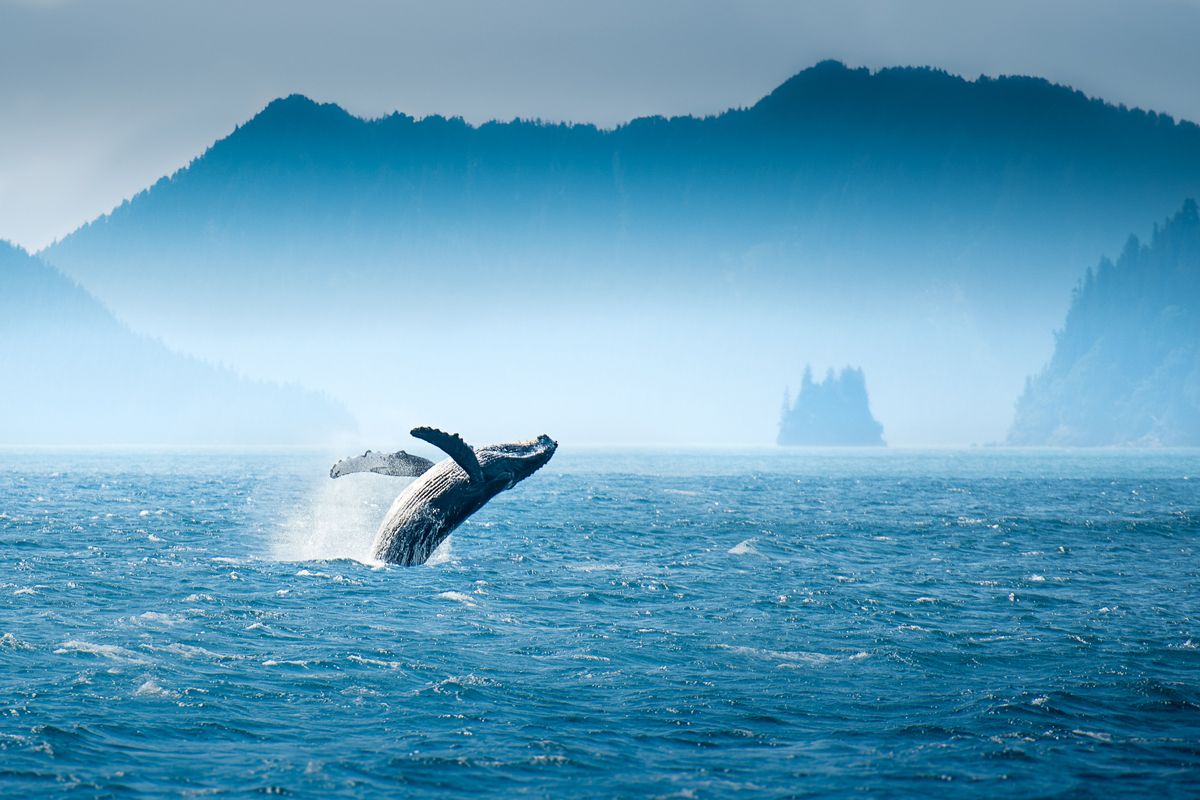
(778, 366, 886, 446)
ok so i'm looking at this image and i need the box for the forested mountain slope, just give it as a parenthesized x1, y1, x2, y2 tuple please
(36, 60, 1200, 444)
(0, 242, 355, 444)
(48, 60, 1200, 300)
(1008, 200, 1200, 446)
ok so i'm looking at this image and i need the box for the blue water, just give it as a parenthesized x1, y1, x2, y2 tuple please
(2, 447, 1199, 798)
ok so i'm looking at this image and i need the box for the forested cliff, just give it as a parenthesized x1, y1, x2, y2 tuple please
(1008, 200, 1200, 445)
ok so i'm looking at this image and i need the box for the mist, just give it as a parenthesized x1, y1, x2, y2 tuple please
(18, 63, 1200, 446)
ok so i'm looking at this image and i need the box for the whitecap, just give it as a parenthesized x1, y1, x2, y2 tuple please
(438, 591, 477, 607)
(348, 654, 405, 669)
(293, 570, 356, 584)
(1, 633, 34, 650)
(728, 538, 759, 556)
(135, 679, 180, 698)
(154, 643, 232, 660)
(54, 641, 148, 664)
(716, 643, 835, 665)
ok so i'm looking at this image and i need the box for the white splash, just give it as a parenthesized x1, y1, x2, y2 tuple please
(273, 473, 413, 562)
(728, 538, 760, 556)
(438, 591, 477, 606)
(425, 536, 454, 565)
(135, 679, 180, 698)
(54, 641, 148, 664)
(0, 633, 33, 650)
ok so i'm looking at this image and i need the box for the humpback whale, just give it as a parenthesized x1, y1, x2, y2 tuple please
(331, 427, 557, 566)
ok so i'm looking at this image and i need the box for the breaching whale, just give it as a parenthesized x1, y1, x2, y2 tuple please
(330, 427, 558, 566)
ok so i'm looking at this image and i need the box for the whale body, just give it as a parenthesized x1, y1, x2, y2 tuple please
(331, 427, 557, 566)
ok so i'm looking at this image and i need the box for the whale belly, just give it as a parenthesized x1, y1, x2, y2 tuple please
(369, 465, 469, 565)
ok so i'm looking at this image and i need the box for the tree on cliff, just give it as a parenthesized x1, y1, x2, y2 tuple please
(1008, 199, 1200, 445)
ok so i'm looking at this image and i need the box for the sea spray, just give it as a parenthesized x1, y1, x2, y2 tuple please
(273, 471, 411, 562)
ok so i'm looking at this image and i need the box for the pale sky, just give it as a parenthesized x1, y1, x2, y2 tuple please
(2, 0, 1199, 251)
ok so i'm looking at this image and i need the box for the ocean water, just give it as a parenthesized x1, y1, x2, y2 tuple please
(1, 446, 1198, 798)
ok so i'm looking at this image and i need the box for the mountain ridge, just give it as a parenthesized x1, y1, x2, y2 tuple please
(35, 60, 1200, 445)
(65, 61, 1200, 250)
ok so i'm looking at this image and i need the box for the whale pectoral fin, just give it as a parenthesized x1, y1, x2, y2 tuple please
(411, 426, 484, 483)
(330, 449, 435, 479)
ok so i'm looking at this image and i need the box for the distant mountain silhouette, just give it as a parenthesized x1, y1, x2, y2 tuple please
(779, 366, 885, 446)
(49, 61, 1200, 297)
(1008, 200, 1200, 446)
(0, 241, 355, 444)
(33, 60, 1200, 445)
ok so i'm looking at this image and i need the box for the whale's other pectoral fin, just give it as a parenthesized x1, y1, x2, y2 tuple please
(330, 450, 435, 479)
(411, 426, 484, 483)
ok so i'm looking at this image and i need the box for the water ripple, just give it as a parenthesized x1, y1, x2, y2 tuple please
(0, 447, 1198, 797)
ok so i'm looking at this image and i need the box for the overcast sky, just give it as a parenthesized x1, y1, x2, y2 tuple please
(2, 0, 1199, 251)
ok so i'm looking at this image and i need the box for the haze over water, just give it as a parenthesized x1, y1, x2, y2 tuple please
(2, 447, 1197, 798)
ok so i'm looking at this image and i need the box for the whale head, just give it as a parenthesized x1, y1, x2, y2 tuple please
(478, 434, 558, 489)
